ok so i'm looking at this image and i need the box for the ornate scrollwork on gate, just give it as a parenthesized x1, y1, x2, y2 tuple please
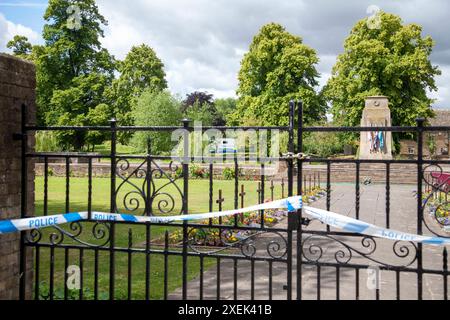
(25, 221, 111, 248)
(422, 164, 450, 237)
(301, 234, 417, 268)
(115, 158, 183, 216)
(187, 227, 288, 259)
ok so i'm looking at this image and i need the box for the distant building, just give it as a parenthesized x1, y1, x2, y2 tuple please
(399, 109, 450, 158)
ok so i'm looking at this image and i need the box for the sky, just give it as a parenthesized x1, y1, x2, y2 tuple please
(0, 0, 449, 109)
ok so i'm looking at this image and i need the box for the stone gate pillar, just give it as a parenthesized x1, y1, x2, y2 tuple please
(0, 53, 35, 300)
(359, 96, 393, 160)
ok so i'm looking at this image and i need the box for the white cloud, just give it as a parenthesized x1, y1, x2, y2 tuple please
(0, 13, 39, 52)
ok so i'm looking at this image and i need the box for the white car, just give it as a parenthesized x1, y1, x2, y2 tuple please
(210, 138, 237, 154)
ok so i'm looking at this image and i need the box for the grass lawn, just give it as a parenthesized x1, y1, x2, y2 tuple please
(33, 176, 291, 300)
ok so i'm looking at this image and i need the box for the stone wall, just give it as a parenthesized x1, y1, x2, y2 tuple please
(0, 53, 35, 300)
(33, 161, 442, 185)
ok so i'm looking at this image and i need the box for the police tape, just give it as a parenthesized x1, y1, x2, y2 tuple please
(0, 196, 303, 234)
(2, 196, 450, 246)
(302, 205, 450, 246)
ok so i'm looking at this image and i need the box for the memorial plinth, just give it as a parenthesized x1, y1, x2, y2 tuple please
(359, 96, 393, 160)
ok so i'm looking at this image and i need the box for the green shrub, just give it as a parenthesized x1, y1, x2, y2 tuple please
(189, 164, 207, 179)
(222, 167, 241, 180)
(36, 131, 61, 152)
(303, 132, 343, 158)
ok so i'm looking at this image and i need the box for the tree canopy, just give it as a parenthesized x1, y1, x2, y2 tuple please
(33, 0, 116, 149)
(106, 44, 167, 127)
(230, 23, 325, 126)
(131, 90, 182, 154)
(6, 35, 32, 57)
(324, 11, 441, 127)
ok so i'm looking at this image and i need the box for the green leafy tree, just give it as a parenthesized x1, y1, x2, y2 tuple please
(131, 90, 182, 154)
(185, 101, 214, 126)
(106, 44, 167, 135)
(324, 11, 441, 127)
(230, 23, 325, 126)
(215, 97, 237, 125)
(32, 0, 116, 149)
(7, 35, 32, 57)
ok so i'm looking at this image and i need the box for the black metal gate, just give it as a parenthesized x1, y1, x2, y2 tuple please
(18, 103, 302, 300)
(17, 101, 450, 300)
(296, 104, 450, 300)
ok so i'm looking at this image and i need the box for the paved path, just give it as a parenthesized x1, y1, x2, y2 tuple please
(169, 183, 449, 300)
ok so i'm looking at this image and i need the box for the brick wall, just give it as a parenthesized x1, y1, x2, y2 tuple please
(0, 53, 36, 300)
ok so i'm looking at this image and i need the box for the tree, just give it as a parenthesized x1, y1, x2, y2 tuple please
(32, 0, 116, 149)
(7, 35, 32, 57)
(106, 44, 167, 134)
(182, 91, 224, 125)
(215, 97, 237, 126)
(324, 11, 441, 127)
(185, 101, 214, 126)
(131, 90, 182, 154)
(182, 91, 214, 113)
(230, 23, 325, 126)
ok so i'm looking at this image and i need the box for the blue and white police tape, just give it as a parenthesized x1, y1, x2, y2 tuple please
(303, 205, 450, 246)
(0, 196, 303, 235)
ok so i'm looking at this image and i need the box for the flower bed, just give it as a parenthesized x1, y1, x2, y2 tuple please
(153, 187, 326, 247)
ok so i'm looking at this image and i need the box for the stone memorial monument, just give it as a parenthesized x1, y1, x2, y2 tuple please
(359, 96, 393, 160)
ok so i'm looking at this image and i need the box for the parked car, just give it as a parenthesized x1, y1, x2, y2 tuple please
(209, 138, 237, 154)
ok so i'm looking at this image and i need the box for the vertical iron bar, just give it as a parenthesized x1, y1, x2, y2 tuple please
(233, 259, 238, 300)
(79, 248, 84, 300)
(49, 246, 55, 300)
(336, 266, 340, 300)
(64, 248, 68, 300)
(182, 119, 190, 300)
(260, 163, 265, 228)
(355, 162, 360, 220)
(88, 158, 92, 220)
(286, 100, 295, 301)
(251, 260, 255, 300)
(209, 163, 213, 225)
(216, 258, 221, 300)
(34, 247, 40, 300)
(386, 163, 390, 228)
(317, 265, 321, 300)
(164, 231, 169, 300)
(416, 118, 424, 300)
(268, 261, 273, 300)
(444, 248, 448, 301)
(127, 229, 133, 300)
(145, 224, 150, 300)
(109, 118, 117, 300)
(44, 157, 48, 216)
(297, 100, 303, 300)
(199, 256, 204, 300)
(145, 140, 152, 299)
(326, 162, 331, 233)
(234, 156, 239, 227)
(94, 249, 99, 300)
(355, 269, 359, 300)
(65, 157, 70, 214)
(396, 271, 400, 300)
